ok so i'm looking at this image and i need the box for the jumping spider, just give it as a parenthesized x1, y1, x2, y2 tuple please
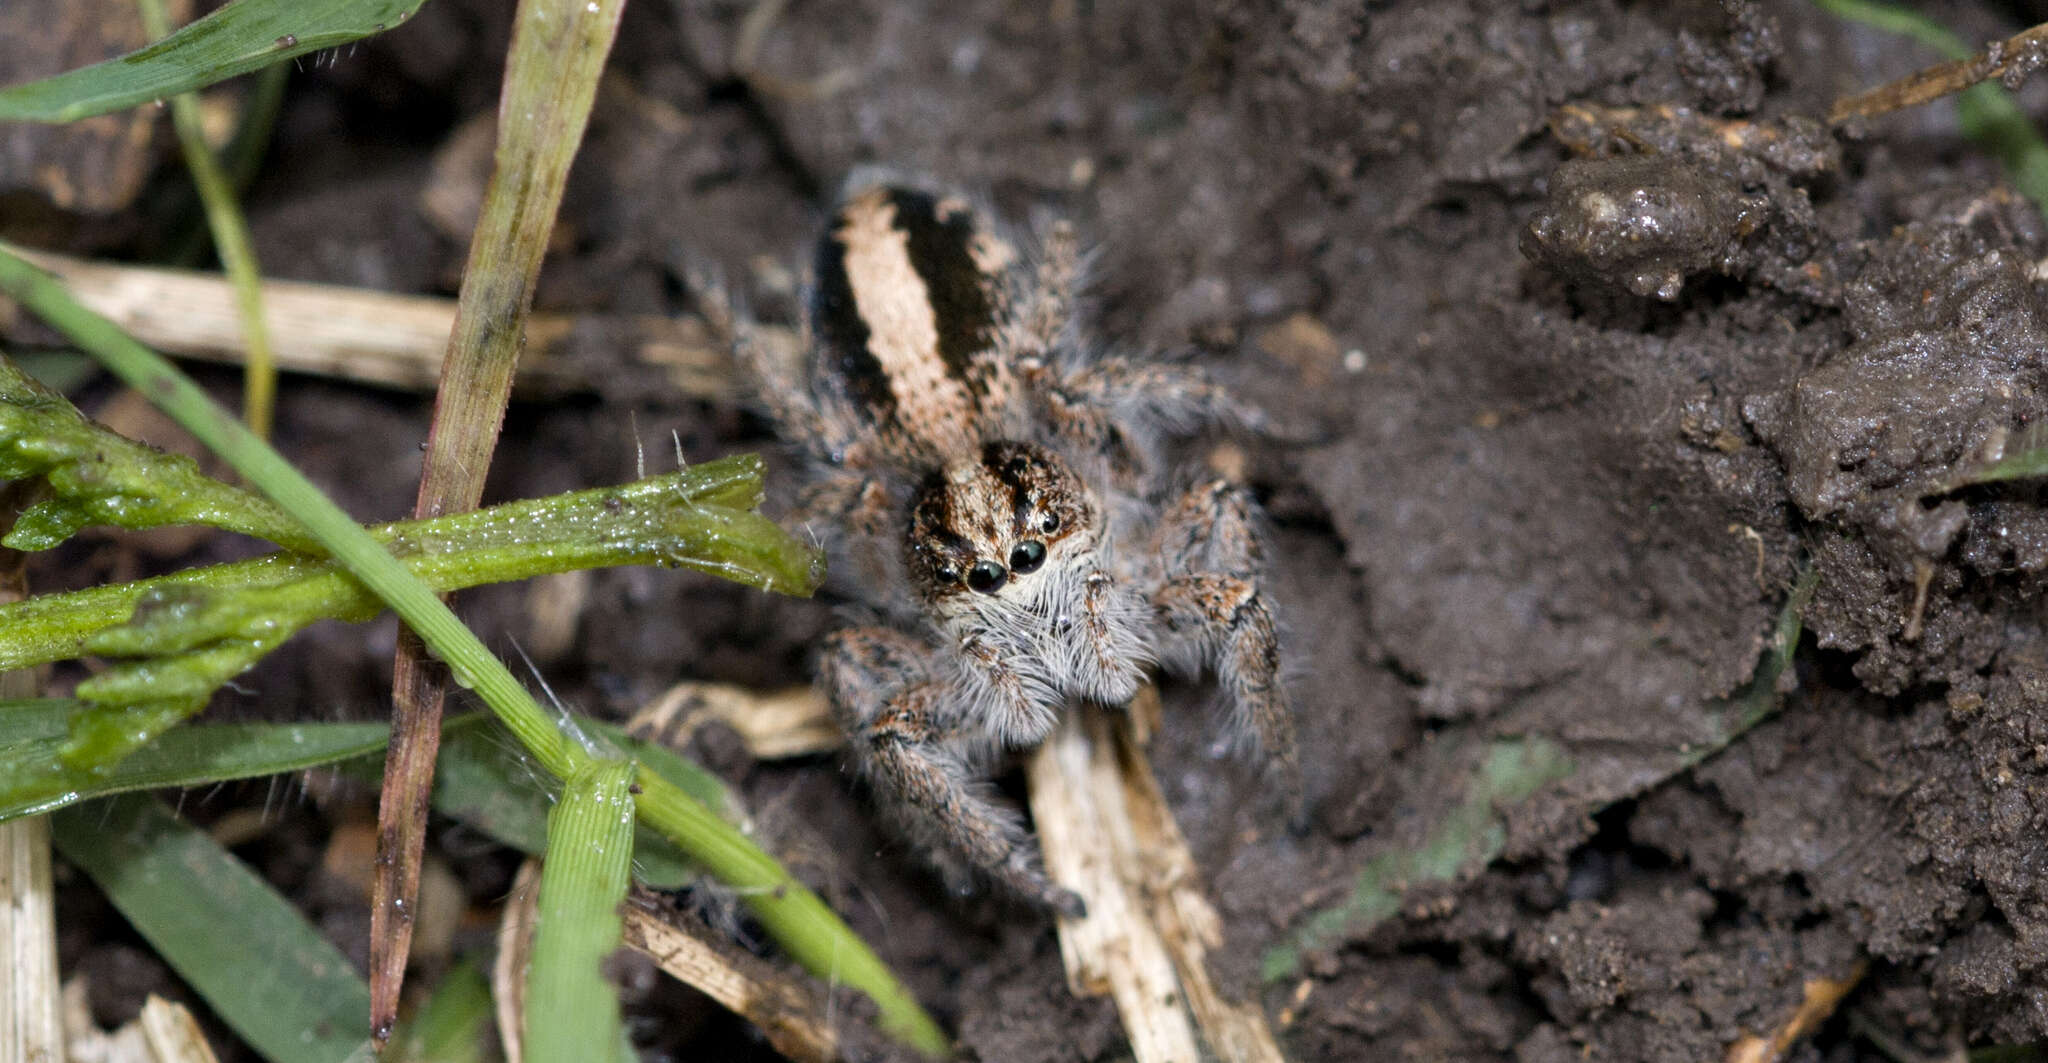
(732, 177, 1295, 916)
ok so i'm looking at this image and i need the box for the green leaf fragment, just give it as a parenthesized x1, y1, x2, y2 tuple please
(1258, 734, 1573, 982)
(0, 0, 429, 124)
(389, 960, 493, 1063)
(51, 796, 374, 1063)
(0, 699, 391, 819)
(1259, 568, 1819, 983)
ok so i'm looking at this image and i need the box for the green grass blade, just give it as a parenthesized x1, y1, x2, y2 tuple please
(389, 960, 492, 1063)
(0, 698, 84, 745)
(0, 0, 428, 124)
(1927, 424, 2048, 491)
(524, 758, 635, 1063)
(138, 0, 279, 438)
(1, 705, 722, 891)
(50, 795, 373, 1063)
(0, 703, 390, 818)
(9, 350, 99, 393)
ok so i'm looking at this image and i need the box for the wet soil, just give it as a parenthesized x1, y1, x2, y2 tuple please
(18, 0, 2048, 1059)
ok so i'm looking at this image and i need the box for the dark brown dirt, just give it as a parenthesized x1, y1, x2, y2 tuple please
(18, 0, 2048, 1059)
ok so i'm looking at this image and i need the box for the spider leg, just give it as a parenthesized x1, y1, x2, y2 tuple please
(1153, 574, 1294, 772)
(730, 320, 857, 460)
(1073, 570, 1150, 705)
(1062, 357, 1275, 439)
(1027, 357, 1277, 492)
(821, 627, 1085, 917)
(1010, 217, 1084, 355)
(1149, 481, 1298, 788)
(791, 471, 891, 541)
(953, 632, 1061, 747)
(1155, 479, 1265, 579)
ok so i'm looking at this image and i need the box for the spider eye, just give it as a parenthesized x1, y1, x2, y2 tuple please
(1009, 540, 1047, 574)
(966, 561, 1008, 594)
(1039, 512, 1060, 533)
(936, 563, 962, 584)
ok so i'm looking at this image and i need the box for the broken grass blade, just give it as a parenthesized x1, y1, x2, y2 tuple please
(0, 240, 945, 1057)
(523, 758, 635, 1063)
(1260, 568, 1818, 982)
(1258, 734, 1573, 982)
(50, 795, 373, 1063)
(0, 0, 427, 124)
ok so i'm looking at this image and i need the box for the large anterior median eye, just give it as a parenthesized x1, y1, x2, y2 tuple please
(967, 560, 1008, 594)
(1009, 540, 1046, 574)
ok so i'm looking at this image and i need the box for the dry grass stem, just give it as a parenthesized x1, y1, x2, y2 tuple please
(1830, 20, 2048, 123)
(0, 526, 59, 1063)
(1, 249, 737, 398)
(621, 893, 843, 1063)
(631, 682, 841, 760)
(60, 982, 217, 1063)
(1026, 689, 1287, 1063)
(492, 859, 543, 1063)
(1723, 963, 1869, 1063)
(0, 817, 62, 1063)
(1110, 696, 1288, 1063)
(138, 996, 222, 1063)
(62, 978, 147, 1063)
(634, 680, 1283, 1061)
(1026, 693, 1200, 1063)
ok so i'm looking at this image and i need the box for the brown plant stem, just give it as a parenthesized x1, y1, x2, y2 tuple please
(371, 0, 628, 1044)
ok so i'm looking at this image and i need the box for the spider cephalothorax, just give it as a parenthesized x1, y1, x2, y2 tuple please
(734, 177, 1293, 915)
(906, 441, 1094, 603)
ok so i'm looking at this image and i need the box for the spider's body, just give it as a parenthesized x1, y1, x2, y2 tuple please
(739, 179, 1293, 915)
